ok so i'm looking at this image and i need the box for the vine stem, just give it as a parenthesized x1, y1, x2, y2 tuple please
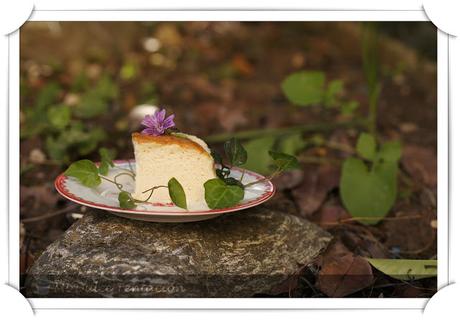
(134, 185, 168, 203)
(204, 119, 368, 143)
(243, 169, 281, 188)
(114, 172, 135, 185)
(99, 175, 124, 190)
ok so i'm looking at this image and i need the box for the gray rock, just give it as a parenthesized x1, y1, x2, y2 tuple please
(25, 208, 331, 297)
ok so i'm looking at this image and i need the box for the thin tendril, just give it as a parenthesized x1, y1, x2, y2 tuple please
(99, 175, 124, 190)
(134, 185, 168, 203)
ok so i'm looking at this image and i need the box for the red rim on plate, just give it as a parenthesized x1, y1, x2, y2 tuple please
(54, 160, 276, 216)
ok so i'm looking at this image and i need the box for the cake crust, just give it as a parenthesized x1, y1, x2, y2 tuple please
(132, 132, 210, 156)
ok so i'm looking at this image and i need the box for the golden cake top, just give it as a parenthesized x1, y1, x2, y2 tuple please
(132, 132, 210, 156)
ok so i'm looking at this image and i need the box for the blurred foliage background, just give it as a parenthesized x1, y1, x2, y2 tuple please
(20, 22, 438, 297)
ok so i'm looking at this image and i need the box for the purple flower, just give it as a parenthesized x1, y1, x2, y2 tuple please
(141, 109, 175, 136)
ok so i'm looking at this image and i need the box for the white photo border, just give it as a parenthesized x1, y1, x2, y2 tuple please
(9, 10, 448, 310)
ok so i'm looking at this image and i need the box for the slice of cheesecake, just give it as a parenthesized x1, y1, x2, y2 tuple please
(132, 132, 216, 209)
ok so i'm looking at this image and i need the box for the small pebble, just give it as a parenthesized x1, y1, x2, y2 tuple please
(29, 149, 46, 164)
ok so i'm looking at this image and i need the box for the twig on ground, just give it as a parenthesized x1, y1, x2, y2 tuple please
(21, 204, 80, 223)
(320, 214, 423, 226)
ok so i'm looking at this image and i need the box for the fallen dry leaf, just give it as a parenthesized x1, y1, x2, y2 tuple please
(271, 169, 304, 191)
(402, 145, 437, 189)
(332, 223, 389, 259)
(314, 202, 351, 228)
(291, 165, 340, 218)
(20, 184, 59, 212)
(381, 209, 436, 256)
(232, 54, 254, 76)
(316, 241, 374, 297)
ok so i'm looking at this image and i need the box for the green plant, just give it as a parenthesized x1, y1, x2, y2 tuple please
(208, 138, 299, 209)
(281, 70, 359, 116)
(277, 23, 402, 225)
(340, 133, 401, 225)
(21, 72, 119, 164)
(362, 22, 381, 137)
(241, 133, 305, 175)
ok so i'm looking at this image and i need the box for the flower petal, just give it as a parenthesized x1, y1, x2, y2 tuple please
(156, 109, 166, 122)
(163, 114, 175, 128)
(142, 127, 161, 136)
(141, 115, 156, 128)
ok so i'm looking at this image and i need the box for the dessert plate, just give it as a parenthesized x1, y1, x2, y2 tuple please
(55, 160, 275, 223)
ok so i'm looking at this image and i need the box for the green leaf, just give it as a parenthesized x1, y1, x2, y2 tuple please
(378, 140, 402, 163)
(99, 147, 116, 166)
(341, 100, 359, 116)
(268, 151, 300, 171)
(356, 132, 376, 160)
(98, 161, 110, 176)
(47, 105, 71, 129)
(120, 61, 138, 80)
(367, 259, 437, 281)
(36, 82, 61, 111)
(210, 149, 223, 166)
(204, 178, 244, 209)
(242, 136, 276, 175)
(45, 135, 68, 162)
(118, 191, 136, 209)
(73, 91, 108, 118)
(223, 177, 244, 188)
(71, 71, 89, 92)
(340, 157, 398, 225)
(95, 74, 118, 100)
(278, 133, 306, 156)
(77, 128, 107, 155)
(64, 159, 101, 187)
(281, 71, 325, 106)
(168, 178, 187, 209)
(98, 147, 116, 174)
(324, 79, 343, 108)
(224, 138, 247, 166)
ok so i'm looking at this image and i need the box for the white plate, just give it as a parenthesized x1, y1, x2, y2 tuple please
(55, 160, 275, 222)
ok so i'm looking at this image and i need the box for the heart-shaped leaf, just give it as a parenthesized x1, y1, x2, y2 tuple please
(281, 71, 325, 106)
(269, 151, 300, 171)
(98, 147, 116, 175)
(356, 133, 376, 160)
(278, 133, 306, 156)
(64, 159, 101, 187)
(204, 178, 244, 209)
(118, 191, 136, 209)
(367, 258, 437, 281)
(99, 147, 115, 166)
(224, 138, 247, 166)
(47, 105, 71, 129)
(341, 100, 359, 116)
(242, 136, 276, 174)
(340, 157, 397, 225)
(324, 79, 343, 108)
(168, 178, 187, 209)
(378, 141, 402, 163)
(210, 149, 223, 166)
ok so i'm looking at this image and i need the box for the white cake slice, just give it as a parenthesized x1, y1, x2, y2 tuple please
(132, 132, 216, 209)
